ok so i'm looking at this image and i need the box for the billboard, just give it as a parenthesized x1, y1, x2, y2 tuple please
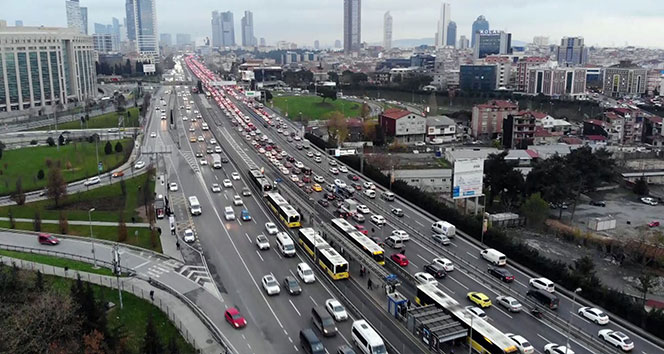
(143, 64, 156, 73)
(452, 158, 484, 199)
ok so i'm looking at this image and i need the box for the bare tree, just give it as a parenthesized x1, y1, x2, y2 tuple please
(326, 111, 348, 144)
(46, 167, 67, 207)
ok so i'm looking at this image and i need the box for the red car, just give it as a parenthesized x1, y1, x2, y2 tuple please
(302, 176, 311, 183)
(391, 253, 409, 267)
(224, 307, 247, 328)
(648, 221, 660, 227)
(349, 175, 360, 181)
(355, 225, 368, 235)
(326, 193, 336, 200)
(38, 233, 60, 245)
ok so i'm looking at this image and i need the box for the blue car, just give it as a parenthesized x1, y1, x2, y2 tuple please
(241, 209, 252, 221)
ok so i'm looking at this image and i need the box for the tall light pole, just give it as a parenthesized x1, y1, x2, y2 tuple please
(88, 208, 98, 268)
(565, 288, 582, 354)
(95, 136, 100, 178)
(467, 312, 475, 354)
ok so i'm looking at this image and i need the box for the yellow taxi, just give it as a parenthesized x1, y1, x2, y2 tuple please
(312, 183, 323, 192)
(189, 136, 197, 142)
(467, 292, 492, 308)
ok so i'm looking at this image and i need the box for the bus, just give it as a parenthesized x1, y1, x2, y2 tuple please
(248, 169, 273, 194)
(330, 218, 385, 265)
(415, 283, 518, 354)
(297, 228, 349, 280)
(265, 192, 301, 228)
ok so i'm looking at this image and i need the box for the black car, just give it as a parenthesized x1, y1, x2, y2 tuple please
(391, 208, 404, 217)
(221, 156, 229, 163)
(590, 200, 606, 207)
(325, 193, 336, 201)
(283, 276, 302, 295)
(423, 263, 447, 279)
(318, 199, 330, 207)
(487, 267, 514, 282)
(206, 147, 213, 154)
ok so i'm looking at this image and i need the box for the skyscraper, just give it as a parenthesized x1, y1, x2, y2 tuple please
(221, 11, 235, 47)
(474, 30, 511, 59)
(111, 17, 120, 50)
(160, 33, 172, 46)
(458, 35, 469, 49)
(211, 11, 222, 47)
(435, 2, 450, 48)
(446, 21, 456, 47)
(314, 40, 320, 50)
(334, 39, 342, 49)
(125, 0, 136, 41)
(471, 15, 489, 48)
(65, 0, 84, 33)
(80, 7, 88, 34)
(556, 37, 588, 66)
(259, 37, 266, 47)
(176, 33, 192, 46)
(343, 0, 361, 53)
(383, 11, 392, 50)
(128, 0, 159, 58)
(241, 11, 256, 47)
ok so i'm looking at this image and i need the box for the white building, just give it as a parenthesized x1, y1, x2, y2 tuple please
(65, 0, 85, 34)
(426, 116, 456, 142)
(379, 108, 427, 144)
(383, 11, 392, 50)
(389, 169, 453, 193)
(435, 2, 451, 49)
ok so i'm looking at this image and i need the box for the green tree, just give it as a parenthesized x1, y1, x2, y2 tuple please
(46, 136, 56, 147)
(34, 270, 44, 291)
(328, 71, 339, 83)
(114, 141, 123, 153)
(37, 169, 45, 180)
(104, 141, 113, 155)
(58, 134, 65, 146)
(142, 314, 163, 354)
(317, 86, 337, 103)
(115, 94, 126, 114)
(526, 155, 575, 218)
(11, 177, 26, 205)
(634, 177, 649, 196)
(167, 336, 180, 354)
(520, 193, 549, 228)
(46, 167, 67, 207)
(0, 140, 5, 159)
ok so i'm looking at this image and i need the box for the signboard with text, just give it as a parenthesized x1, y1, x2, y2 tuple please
(452, 158, 484, 199)
(143, 64, 156, 73)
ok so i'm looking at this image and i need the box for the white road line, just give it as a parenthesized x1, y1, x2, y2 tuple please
(466, 251, 479, 260)
(134, 260, 150, 269)
(448, 275, 469, 290)
(410, 262, 419, 269)
(450, 242, 458, 248)
(289, 299, 302, 316)
(440, 283, 456, 294)
(289, 269, 297, 278)
(494, 307, 513, 319)
(273, 247, 282, 259)
(309, 296, 318, 307)
(256, 250, 264, 261)
(288, 337, 293, 343)
(416, 254, 429, 263)
(537, 334, 551, 343)
(515, 280, 528, 288)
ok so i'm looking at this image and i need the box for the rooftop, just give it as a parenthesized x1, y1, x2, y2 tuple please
(426, 115, 455, 127)
(381, 108, 412, 120)
(476, 100, 519, 110)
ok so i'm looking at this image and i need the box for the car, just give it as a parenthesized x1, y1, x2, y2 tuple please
(348, 174, 360, 181)
(648, 220, 660, 227)
(189, 136, 197, 142)
(496, 295, 522, 312)
(297, 263, 316, 283)
(169, 182, 178, 192)
(423, 263, 447, 279)
(329, 159, 338, 166)
(640, 197, 658, 206)
(391, 230, 410, 241)
(352, 182, 362, 190)
(256, 234, 270, 250)
(590, 200, 606, 207)
(362, 181, 375, 189)
(357, 204, 370, 214)
(199, 158, 208, 165)
(206, 147, 213, 154)
(112, 171, 125, 178)
(543, 343, 575, 354)
(529, 277, 555, 292)
(224, 307, 247, 329)
(432, 258, 454, 272)
(240, 209, 251, 221)
(391, 208, 404, 217)
(356, 225, 368, 235)
(325, 193, 336, 201)
(465, 306, 487, 319)
(307, 151, 314, 158)
(488, 267, 514, 282)
(38, 233, 60, 245)
(334, 179, 347, 188)
(414, 272, 439, 285)
(224, 206, 235, 220)
(578, 307, 610, 325)
(261, 274, 280, 295)
(505, 333, 534, 354)
(209, 138, 217, 144)
(189, 127, 195, 132)
(290, 175, 299, 182)
(318, 199, 330, 207)
(598, 329, 634, 351)
(294, 161, 304, 169)
(314, 175, 325, 183)
(432, 233, 451, 245)
(302, 175, 311, 183)
(84, 176, 100, 186)
(265, 222, 279, 235)
(467, 292, 491, 308)
(183, 229, 195, 243)
(197, 136, 204, 142)
(231, 172, 241, 180)
(242, 187, 252, 196)
(329, 167, 339, 175)
(312, 184, 323, 192)
(325, 299, 348, 321)
(223, 179, 233, 188)
(363, 189, 376, 198)
(280, 167, 289, 175)
(314, 156, 322, 163)
(233, 195, 243, 206)
(211, 183, 221, 193)
(215, 146, 222, 153)
(150, 132, 157, 138)
(283, 276, 302, 295)
(352, 213, 365, 223)
(371, 214, 386, 226)
(134, 161, 146, 169)
(391, 253, 409, 266)
(221, 156, 229, 163)
(338, 165, 348, 173)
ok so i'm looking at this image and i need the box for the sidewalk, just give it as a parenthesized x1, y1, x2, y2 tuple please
(155, 171, 184, 262)
(0, 217, 151, 228)
(0, 255, 227, 354)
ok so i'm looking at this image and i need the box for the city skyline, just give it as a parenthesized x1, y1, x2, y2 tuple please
(3, 0, 664, 49)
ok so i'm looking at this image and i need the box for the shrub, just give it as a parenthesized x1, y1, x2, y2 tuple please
(46, 136, 55, 147)
(37, 169, 45, 180)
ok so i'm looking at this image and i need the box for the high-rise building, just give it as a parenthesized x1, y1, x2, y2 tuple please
(556, 37, 587, 67)
(160, 33, 172, 46)
(111, 17, 120, 49)
(0, 24, 97, 112)
(125, 0, 136, 41)
(343, 0, 361, 53)
(460, 65, 497, 92)
(65, 0, 84, 34)
(334, 39, 342, 49)
(79, 8, 87, 34)
(94, 23, 108, 34)
(474, 30, 511, 59)
(211, 11, 222, 47)
(458, 35, 469, 49)
(314, 40, 320, 50)
(446, 21, 456, 47)
(532, 36, 548, 46)
(14, 20, 23, 27)
(435, 2, 451, 48)
(528, 66, 587, 99)
(176, 33, 192, 46)
(241, 11, 256, 47)
(128, 0, 159, 59)
(93, 33, 114, 53)
(221, 11, 235, 47)
(383, 11, 392, 50)
(471, 15, 489, 48)
(516, 56, 549, 92)
(259, 37, 266, 47)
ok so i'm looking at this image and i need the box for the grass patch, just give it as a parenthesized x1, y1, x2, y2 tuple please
(33, 107, 141, 131)
(436, 158, 452, 168)
(273, 95, 361, 120)
(0, 139, 133, 196)
(0, 249, 115, 276)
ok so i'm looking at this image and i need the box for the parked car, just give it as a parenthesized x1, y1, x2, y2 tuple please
(590, 200, 606, 207)
(641, 197, 658, 206)
(648, 220, 660, 227)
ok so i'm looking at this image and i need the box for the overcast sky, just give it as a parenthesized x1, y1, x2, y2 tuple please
(5, 0, 664, 48)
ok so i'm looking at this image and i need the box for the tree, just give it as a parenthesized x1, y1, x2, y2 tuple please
(37, 169, 45, 180)
(59, 211, 69, 234)
(526, 154, 575, 218)
(142, 314, 163, 354)
(104, 141, 113, 155)
(326, 111, 348, 144)
(634, 272, 658, 326)
(114, 141, 123, 153)
(46, 136, 56, 147)
(58, 134, 65, 146)
(33, 211, 41, 231)
(571, 256, 596, 282)
(400, 74, 433, 91)
(520, 193, 549, 228)
(115, 94, 126, 114)
(327, 71, 339, 83)
(117, 214, 128, 242)
(167, 336, 180, 354)
(35, 270, 44, 291)
(484, 152, 523, 208)
(8, 209, 15, 228)
(634, 177, 649, 196)
(46, 167, 67, 207)
(363, 120, 378, 141)
(83, 330, 106, 354)
(0, 140, 5, 160)
(11, 177, 26, 205)
(264, 89, 273, 102)
(317, 86, 337, 103)
(360, 103, 371, 120)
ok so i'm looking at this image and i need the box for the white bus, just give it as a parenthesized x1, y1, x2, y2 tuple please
(351, 320, 387, 354)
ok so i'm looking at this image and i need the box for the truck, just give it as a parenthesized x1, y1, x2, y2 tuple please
(341, 199, 358, 215)
(155, 196, 165, 219)
(212, 154, 222, 169)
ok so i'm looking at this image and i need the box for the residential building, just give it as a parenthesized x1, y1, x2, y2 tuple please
(470, 100, 519, 139)
(379, 108, 427, 144)
(410, 54, 435, 71)
(516, 56, 548, 92)
(470, 15, 489, 48)
(426, 115, 456, 142)
(383, 11, 392, 50)
(0, 24, 97, 112)
(503, 111, 537, 149)
(125, 0, 136, 41)
(583, 120, 610, 141)
(460, 65, 497, 92)
(241, 10, 256, 47)
(602, 111, 624, 144)
(483, 55, 511, 89)
(389, 169, 452, 194)
(128, 0, 159, 59)
(601, 60, 647, 98)
(65, 0, 84, 34)
(534, 112, 572, 133)
(474, 30, 511, 59)
(608, 107, 645, 145)
(343, 0, 361, 53)
(159, 33, 172, 46)
(446, 21, 456, 47)
(556, 37, 587, 66)
(175, 33, 191, 47)
(646, 70, 662, 97)
(527, 66, 587, 99)
(458, 35, 469, 49)
(435, 2, 451, 48)
(93, 33, 114, 53)
(642, 115, 664, 146)
(532, 36, 548, 46)
(79, 8, 88, 34)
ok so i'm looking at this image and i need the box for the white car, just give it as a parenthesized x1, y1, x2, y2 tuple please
(640, 197, 658, 206)
(223, 179, 233, 188)
(433, 257, 454, 272)
(496, 296, 522, 312)
(290, 175, 299, 182)
(233, 195, 243, 206)
(297, 263, 316, 283)
(333, 179, 347, 189)
(183, 229, 195, 243)
(529, 277, 555, 292)
(169, 182, 178, 192)
(505, 333, 534, 354)
(357, 204, 371, 214)
(134, 161, 146, 169)
(209, 138, 217, 145)
(231, 172, 241, 180)
(294, 161, 304, 169)
(544, 344, 574, 354)
(211, 183, 221, 193)
(329, 159, 337, 166)
(265, 222, 279, 235)
(391, 230, 410, 241)
(577, 307, 610, 325)
(280, 167, 289, 175)
(189, 127, 195, 132)
(370, 214, 386, 226)
(329, 167, 339, 175)
(598, 329, 634, 352)
(314, 175, 325, 183)
(338, 165, 348, 173)
(197, 136, 204, 142)
(150, 132, 157, 138)
(84, 176, 100, 186)
(199, 158, 208, 165)
(363, 189, 376, 198)
(314, 156, 322, 163)
(414, 272, 438, 286)
(214, 146, 222, 153)
(256, 234, 270, 250)
(325, 299, 348, 321)
(464, 306, 487, 319)
(261, 274, 281, 295)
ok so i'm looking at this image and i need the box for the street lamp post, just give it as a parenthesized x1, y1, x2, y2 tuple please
(88, 208, 98, 268)
(95, 137, 100, 178)
(467, 312, 474, 354)
(565, 288, 582, 354)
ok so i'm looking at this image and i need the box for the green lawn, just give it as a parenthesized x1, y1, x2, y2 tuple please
(33, 107, 141, 131)
(272, 95, 361, 120)
(0, 172, 154, 224)
(0, 139, 133, 196)
(0, 249, 115, 276)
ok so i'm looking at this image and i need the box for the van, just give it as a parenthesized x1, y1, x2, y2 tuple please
(526, 289, 559, 310)
(351, 320, 387, 354)
(480, 248, 506, 266)
(431, 221, 455, 237)
(311, 307, 337, 337)
(363, 189, 376, 199)
(169, 215, 176, 232)
(381, 191, 395, 201)
(276, 232, 296, 257)
(300, 328, 325, 354)
(188, 196, 202, 215)
(385, 235, 403, 249)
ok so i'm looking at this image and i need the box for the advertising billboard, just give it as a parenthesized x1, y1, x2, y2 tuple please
(452, 158, 484, 199)
(143, 64, 156, 73)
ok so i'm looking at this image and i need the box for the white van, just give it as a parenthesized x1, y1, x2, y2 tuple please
(385, 235, 403, 249)
(431, 221, 455, 237)
(363, 189, 376, 199)
(188, 196, 202, 215)
(480, 248, 507, 266)
(381, 191, 395, 201)
(275, 232, 296, 257)
(351, 320, 387, 354)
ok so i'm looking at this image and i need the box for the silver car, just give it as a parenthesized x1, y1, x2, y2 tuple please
(496, 295, 522, 312)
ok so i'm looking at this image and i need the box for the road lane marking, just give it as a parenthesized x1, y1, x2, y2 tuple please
(289, 299, 301, 316)
(417, 254, 429, 263)
(310, 296, 318, 307)
(493, 307, 513, 319)
(134, 260, 150, 269)
(440, 283, 456, 294)
(466, 252, 479, 259)
(245, 233, 252, 243)
(448, 275, 469, 290)
(537, 334, 551, 343)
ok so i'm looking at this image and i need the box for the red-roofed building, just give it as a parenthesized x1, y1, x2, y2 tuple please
(379, 108, 426, 144)
(471, 100, 519, 140)
(533, 126, 563, 145)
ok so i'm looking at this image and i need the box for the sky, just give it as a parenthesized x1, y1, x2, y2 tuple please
(5, 0, 664, 48)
